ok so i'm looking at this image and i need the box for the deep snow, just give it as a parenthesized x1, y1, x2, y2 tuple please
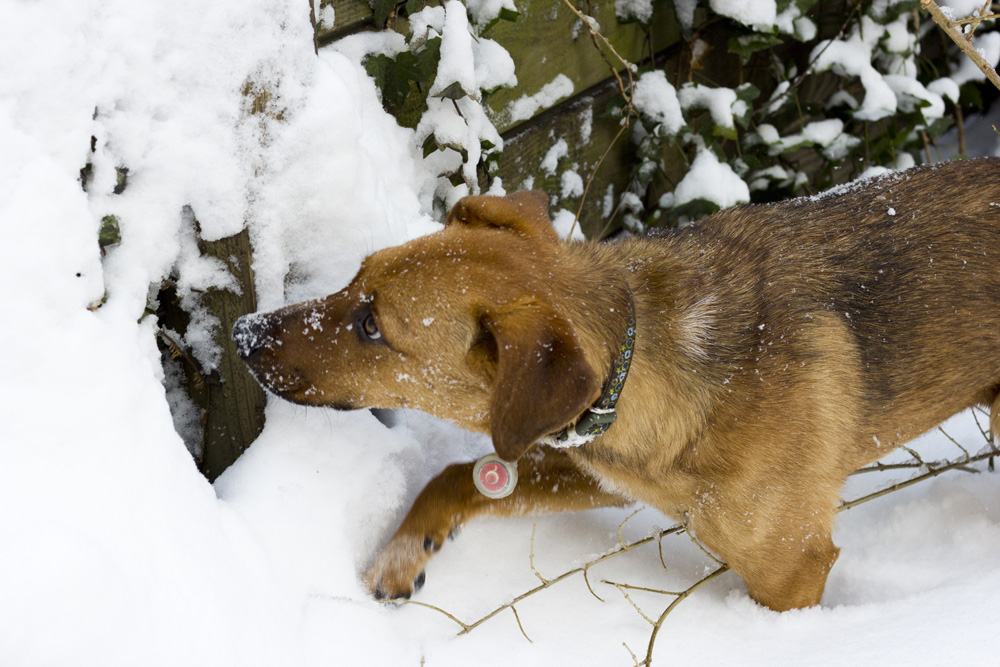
(2, 1, 1000, 666)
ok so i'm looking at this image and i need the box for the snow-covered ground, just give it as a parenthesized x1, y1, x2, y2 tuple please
(2, 2, 1000, 666)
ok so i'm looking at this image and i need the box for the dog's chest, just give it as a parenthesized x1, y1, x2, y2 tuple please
(569, 447, 697, 515)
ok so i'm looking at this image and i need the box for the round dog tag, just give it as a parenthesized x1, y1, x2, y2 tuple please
(473, 453, 518, 499)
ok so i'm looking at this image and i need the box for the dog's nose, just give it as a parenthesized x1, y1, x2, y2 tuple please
(232, 313, 277, 362)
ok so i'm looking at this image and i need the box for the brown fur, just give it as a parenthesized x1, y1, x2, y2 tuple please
(233, 159, 1000, 611)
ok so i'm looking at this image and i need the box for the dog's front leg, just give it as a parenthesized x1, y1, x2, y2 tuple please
(363, 445, 626, 600)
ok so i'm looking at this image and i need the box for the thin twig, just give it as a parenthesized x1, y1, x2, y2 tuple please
(680, 525, 726, 567)
(454, 525, 683, 636)
(529, 523, 550, 585)
(510, 605, 533, 642)
(838, 448, 998, 511)
(601, 580, 688, 596)
(399, 599, 471, 632)
(937, 426, 972, 461)
(608, 582, 657, 625)
(922, 0, 1000, 92)
(560, 0, 637, 238)
(624, 642, 642, 666)
(618, 507, 645, 549)
(850, 460, 926, 475)
(656, 532, 670, 573)
(949, 12, 1000, 28)
(972, 407, 993, 444)
(643, 566, 730, 666)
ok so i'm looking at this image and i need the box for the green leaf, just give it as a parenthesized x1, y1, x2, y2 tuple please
(959, 81, 984, 109)
(370, 0, 400, 27)
(365, 53, 420, 110)
(713, 124, 739, 141)
(727, 32, 782, 63)
(432, 80, 470, 101)
(736, 82, 760, 104)
(668, 197, 721, 222)
(99, 215, 121, 248)
(414, 36, 441, 81)
(422, 134, 439, 159)
(925, 116, 954, 139)
(498, 6, 519, 22)
(480, 6, 519, 33)
(404, 0, 424, 16)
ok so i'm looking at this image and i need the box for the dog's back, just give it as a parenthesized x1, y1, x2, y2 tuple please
(641, 159, 1000, 462)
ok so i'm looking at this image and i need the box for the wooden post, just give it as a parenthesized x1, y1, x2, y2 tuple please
(197, 228, 266, 481)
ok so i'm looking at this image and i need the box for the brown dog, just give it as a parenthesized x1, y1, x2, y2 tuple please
(233, 158, 1000, 611)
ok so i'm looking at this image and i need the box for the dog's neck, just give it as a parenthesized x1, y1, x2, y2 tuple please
(540, 288, 636, 448)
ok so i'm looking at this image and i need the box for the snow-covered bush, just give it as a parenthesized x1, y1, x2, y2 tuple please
(358, 0, 1000, 230)
(622, 0, 1000, 227)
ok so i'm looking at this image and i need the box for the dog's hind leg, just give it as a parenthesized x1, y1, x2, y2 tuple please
(363, 446, 627, 600)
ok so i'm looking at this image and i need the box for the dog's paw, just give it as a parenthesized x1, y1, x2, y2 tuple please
(364, 532, 443, 601)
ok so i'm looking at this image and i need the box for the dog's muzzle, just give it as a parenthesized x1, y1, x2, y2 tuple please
(232, 312, 280, 362)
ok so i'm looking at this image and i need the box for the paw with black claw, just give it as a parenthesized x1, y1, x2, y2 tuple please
(364, 529, 449, 601)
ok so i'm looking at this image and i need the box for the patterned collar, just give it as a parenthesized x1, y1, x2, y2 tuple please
(542, 301, 636, 448)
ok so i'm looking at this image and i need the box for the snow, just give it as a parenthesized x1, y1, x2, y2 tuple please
(508, 73, 575, 123)
(673, 144, 750, 209)
(615, 0, 654, 24)
(430, 0, 479, 101)
(633, 70, 685, 136)
(4, 2, 1000, 666)
(541, 138, 570, 175)
(709, 0, 776, 31)
(674, 0, 698, 32)
(811, 23, 898, 121)
(465, 0, 517, 24)
(678, 82, 738, 133)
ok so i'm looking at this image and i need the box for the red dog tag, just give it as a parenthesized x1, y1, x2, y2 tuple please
(473, 453, 518, 499)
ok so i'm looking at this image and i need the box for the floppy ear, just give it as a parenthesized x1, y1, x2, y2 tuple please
(446, 191, 559, 242)
(482, 303, 601, 461)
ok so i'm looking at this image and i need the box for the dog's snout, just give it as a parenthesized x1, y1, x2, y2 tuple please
(232, 313, 277, 361)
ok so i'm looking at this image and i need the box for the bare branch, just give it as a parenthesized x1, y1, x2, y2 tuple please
(922, 0, 1000, 92)
(643, 566, 730, 666)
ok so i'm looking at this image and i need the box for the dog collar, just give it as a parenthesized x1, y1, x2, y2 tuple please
(474, 301, 636, 498)
(543, 306, 636, 449)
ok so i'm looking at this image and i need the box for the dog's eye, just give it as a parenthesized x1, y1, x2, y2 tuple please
(360, 311, 382, 342)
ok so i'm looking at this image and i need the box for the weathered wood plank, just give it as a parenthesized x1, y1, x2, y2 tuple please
(491, 78, 634, 238)
(318, 0, 680, 134)
(197, 228, 267, 482)
(482, 1, 679, 133)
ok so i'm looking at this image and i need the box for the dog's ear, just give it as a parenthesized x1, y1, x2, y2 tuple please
(446, 191, 559, 242)
(482, 304, 601, 461)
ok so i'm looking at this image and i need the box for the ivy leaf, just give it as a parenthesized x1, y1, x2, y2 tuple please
(404, 0, 424, 16)
(498, 6, 519, 22)
(422, 134, 439, 158)
(728, 32, 782, 63)
(414, 36, 441, 81)
(365, 52, 421, 110)
(370, 0, 401, 27)
(668, 198, 721, 222)
(736, 82, 760, 104)
(480, 6, 519, 34)
(925, 116, 954, 139)
(432, 80, 470, 101)
(99, 215, 122, 248)
(713, 123, 739, 141)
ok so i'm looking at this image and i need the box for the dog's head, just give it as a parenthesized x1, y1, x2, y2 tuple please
(233, 192, 604, 461)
